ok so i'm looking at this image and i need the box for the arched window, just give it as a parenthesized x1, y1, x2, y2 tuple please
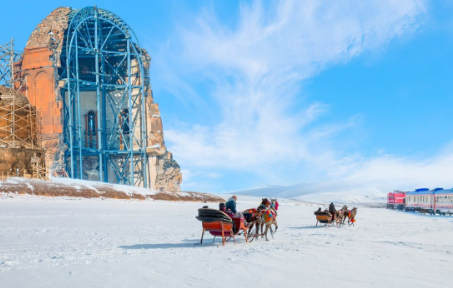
(85, 111, 97, 148)
(87, 111, 96, 135)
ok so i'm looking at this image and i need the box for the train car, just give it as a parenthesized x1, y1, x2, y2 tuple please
(387, 191, 406, 210)
(433, 188, 453, 215)
(405, 188, 435, 214)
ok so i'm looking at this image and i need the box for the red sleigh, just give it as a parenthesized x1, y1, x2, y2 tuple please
(196, 208, 248, 246)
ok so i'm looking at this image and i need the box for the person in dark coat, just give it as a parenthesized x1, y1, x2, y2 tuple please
(219, 202, 227, 213)
(226, 196, 237, 214)
(329, 202, 336, 214)
(329, 202, 336, 221)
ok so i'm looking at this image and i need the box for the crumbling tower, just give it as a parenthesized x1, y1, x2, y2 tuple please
(15, 6, 182, 191)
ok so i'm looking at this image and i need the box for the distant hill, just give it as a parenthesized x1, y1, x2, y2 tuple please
(233, 180, 386, 204)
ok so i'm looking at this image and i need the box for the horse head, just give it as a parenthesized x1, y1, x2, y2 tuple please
(270, 198, 279, 209)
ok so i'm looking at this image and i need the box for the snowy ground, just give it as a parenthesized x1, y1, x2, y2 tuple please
(0, 195, 452, 287)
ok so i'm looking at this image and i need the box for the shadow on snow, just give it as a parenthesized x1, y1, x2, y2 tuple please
(118, 238, 245, 249)
(119, 243, 198, 250)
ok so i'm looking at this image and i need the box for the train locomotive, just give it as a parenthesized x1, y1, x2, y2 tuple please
(387, 188, 453, 215)
(386, 191, 406, 210)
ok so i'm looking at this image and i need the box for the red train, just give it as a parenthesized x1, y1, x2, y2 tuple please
(387, 188, 453, 215)
(386, 191, 406, 210)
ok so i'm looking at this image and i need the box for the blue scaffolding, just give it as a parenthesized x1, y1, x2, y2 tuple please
(59, 6, 148, 187)
(0, 39, 22, 89)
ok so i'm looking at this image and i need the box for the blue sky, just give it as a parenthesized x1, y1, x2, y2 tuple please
(2, 0, 452, 193)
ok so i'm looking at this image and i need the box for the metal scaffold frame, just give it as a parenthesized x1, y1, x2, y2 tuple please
(0, 39, 22, 89)
(60, 6, 148, 187)
(0, 94, 42, 149)
(0, 40, 40, 150)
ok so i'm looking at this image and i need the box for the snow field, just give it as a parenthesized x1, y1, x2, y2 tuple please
(0, 196, 452, 287)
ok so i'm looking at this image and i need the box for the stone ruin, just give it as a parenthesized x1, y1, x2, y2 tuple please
(0, 86, 46, 179)
(8, 6, 182, 192)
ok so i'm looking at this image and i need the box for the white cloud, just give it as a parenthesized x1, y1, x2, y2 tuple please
(234, 142, 453, 201)
(157, 0, 448, 192)
(342, 147, 453, 191)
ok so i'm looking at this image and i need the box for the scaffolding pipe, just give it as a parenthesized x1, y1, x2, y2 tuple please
(94, 8, 104, 182)
(66, 46, 75, 178)
(75, 30, 83, 179)
(10, 39, 14, 88)
(127, 38, 134, 185)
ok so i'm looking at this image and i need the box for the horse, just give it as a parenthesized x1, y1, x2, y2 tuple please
(256, 198, 270, 236)
(343, 207, 357, 226)
(250, 207, 277, 241)
(247, 198, 278, 241)
(242, 208, 261, 237)
(243, 199, 268, 238)
(338, 205, 348, 225)
(335, 209, 345, 226)
(269, 198, 279, 233)
(348, 207, 357, 226)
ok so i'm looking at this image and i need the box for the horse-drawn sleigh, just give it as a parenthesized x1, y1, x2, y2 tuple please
(196, 208, 248, 246)
(196, 198, 279, 245)
(314, 206, 357, 227)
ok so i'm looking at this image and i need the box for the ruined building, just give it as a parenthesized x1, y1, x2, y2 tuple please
(0, 86, 46, 179)
(11, 6, 182, 191)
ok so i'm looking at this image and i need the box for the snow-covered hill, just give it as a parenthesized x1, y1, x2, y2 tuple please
(234, 180, 387, 204)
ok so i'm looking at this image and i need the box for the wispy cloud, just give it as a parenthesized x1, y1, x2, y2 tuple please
(154, 0, 444, 192)
(341, 143, 453, 190)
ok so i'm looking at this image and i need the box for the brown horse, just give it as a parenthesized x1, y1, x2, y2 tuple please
(335, 209, 344, 226)
(256, 198, 270, 237)
(343, 207, 357, 226)
(340, 207, 348, 224)
(247, 198, 278, 241)
(254, 208, 277, 241)
(329, 205, 353, 226)
(242, 208, 261, 238)
(243, 198, 268, 238)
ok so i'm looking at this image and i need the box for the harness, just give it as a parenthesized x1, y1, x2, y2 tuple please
(349, 209, 356, 223)
(243, 208, 257, 214)
(261, 209, 275, 223)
